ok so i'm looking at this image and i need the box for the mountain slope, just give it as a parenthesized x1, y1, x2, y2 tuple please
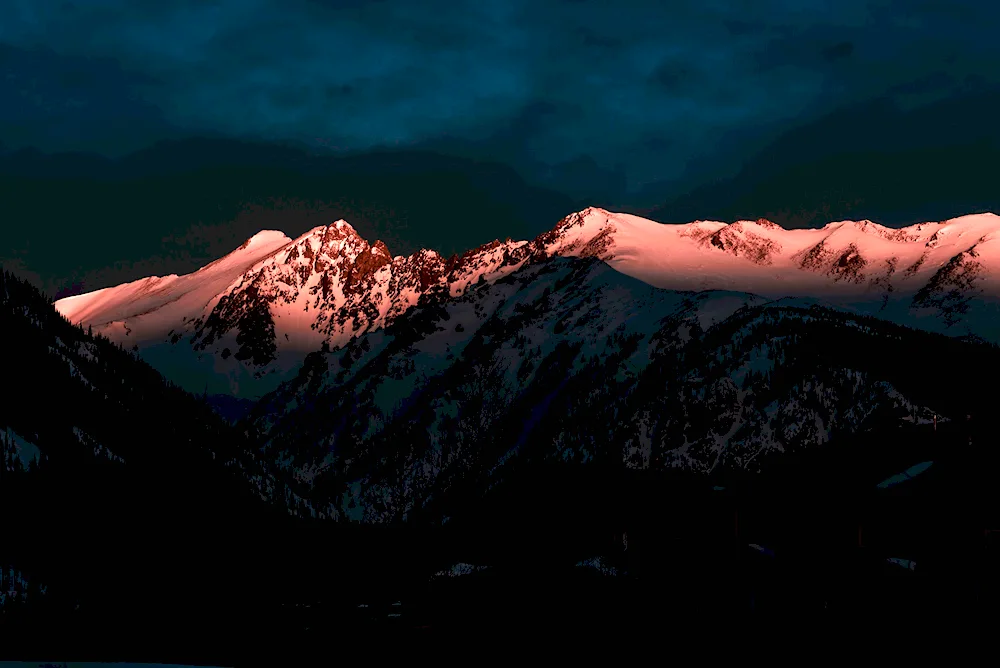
(243, 256, 766, 520)
(234, 251, 996, 524)
(0, 266, 286, 554)
(54, 207, 1000, 398)
(3, 268, 238, 474)
(0, 266, 463, 662)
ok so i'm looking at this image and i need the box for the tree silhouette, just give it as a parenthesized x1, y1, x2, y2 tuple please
(455, 354, 514, 455)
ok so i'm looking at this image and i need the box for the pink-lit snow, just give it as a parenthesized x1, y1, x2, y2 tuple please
(53, 208, 1000, 397)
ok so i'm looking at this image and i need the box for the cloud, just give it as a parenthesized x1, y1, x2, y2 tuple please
(645, 86, 1000, 228)
(821, 41, 854, 62)
(2, 0, 1000, 193)
(0, 138, 578, 295)
(0, 43, 181, 154)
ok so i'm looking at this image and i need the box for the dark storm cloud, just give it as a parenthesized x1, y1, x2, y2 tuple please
(647, 87, 1000, 229)
(822, 41, 854, 62)
(0, 43, 181, 154)
(2, 0, 1000, 192)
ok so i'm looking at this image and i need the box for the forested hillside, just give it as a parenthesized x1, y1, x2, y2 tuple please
(0, 267, 284, 656)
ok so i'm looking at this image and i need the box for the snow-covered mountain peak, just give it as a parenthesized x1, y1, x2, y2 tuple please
(943, 212, 1000, 225)
(317, 218, 362, 242)
(55, 207, 1000, 397)
(287, 219, 367, 258)
(562, 205, 613, 228)
(238, 229, 292, 250)
(55, 229, 294, 332)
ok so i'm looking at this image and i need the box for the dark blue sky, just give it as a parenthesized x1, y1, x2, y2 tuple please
(2, 0, 1000, 295)
(4, 0, 999, 195)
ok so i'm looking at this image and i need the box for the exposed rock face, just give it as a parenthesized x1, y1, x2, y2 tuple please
(911, 247, 986, 326)
(829, 244, 867, 284)
(705, 222, 783, 266)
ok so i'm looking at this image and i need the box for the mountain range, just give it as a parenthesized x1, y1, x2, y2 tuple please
(54, 207, 1000, 400)
(48, 207, 1000, 523)
(6, 205, 1000, 656)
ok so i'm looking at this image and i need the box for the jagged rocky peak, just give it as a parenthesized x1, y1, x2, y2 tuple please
(532, 206, 618, 258)
(551, 206, 615, 236)
(320, 219, 363, 243)
(298, 219, 366, 258)
(271, 208, 618, 289)
(399, 248, 448, 291)
(275, 220, 390, 279)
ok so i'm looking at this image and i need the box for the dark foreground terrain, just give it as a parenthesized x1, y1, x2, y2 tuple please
(4, 420, 1000, 664)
